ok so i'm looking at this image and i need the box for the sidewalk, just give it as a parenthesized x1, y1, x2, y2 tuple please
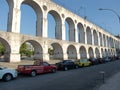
(0, 60, 34, 69)
(0, 60, 61, 69)
(95, 72, 120, 90)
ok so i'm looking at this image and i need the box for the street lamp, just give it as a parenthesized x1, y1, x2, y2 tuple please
(98, 8, 120, 23)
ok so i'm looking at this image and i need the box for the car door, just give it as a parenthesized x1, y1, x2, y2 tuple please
(67, 62, 74, 69)
(0, 67, 8, 79)
(43, 62, 51, 73)
(0, 67, 3, 79)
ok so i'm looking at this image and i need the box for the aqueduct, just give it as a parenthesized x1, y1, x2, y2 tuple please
(0, 0, 120, 62)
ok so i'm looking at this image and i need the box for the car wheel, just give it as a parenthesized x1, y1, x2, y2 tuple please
(30, 71, 36, 77)
(3, 74, 12, 82)
(52, 69, 56, 73)
(75, 65, 79, 69)
(64, 67, 68, 71)
(82, 64, 84, 67)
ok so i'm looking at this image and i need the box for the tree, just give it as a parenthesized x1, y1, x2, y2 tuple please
(20, 43, 27, 56)
(0, 43, 5, 55)
(48, 48, 54, 55)
(20, 42, 34, 57)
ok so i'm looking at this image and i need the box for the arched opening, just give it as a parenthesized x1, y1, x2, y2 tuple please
(106, 36, 109, 47)
(88, 47, 94, 58)
(20, 1, 43, 36)
(101, 48, 104, 57)
(103, 34, 106, 47)
(20, 40, 43, 60)
(0, 37, 11, 62)
(65, 17, 75, 42)
(109, 37, 114, 48)
(77, 23, 85, 43)
(93, 30, 98, 45)
(67, 45, 77, 59)
(65, 21, 69, 41)
(48, 10, 62, 39)
(95, 48, 100, 58)
(0, 0, 9, 31)
(49, 43, 63, 60)
(105, 49, 108, 57)
(86, 27, 92, 45)
(108, 49, 111, 56)
(108, 37, 110, 47)
(79, 46, 87, 59)
(99, 32, 102, 46)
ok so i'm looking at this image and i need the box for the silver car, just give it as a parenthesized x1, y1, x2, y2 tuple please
(0, 66, 18, 81)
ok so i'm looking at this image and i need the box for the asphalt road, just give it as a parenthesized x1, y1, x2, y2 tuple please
(1, 60, 120, 90)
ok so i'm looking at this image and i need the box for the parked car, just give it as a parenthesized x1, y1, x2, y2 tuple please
(17, 60, 57, 77)
(96, 58, 105, 64)
(55, 60, 79, 71)
(88, 58, 99, 65)
(74, 59, 91, 67)
(103, 56, 111, 62)
(0, 66, 18, 81)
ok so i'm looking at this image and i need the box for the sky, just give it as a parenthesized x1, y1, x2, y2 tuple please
(52, 0, 120, 35)
(0, 0, 120, 39)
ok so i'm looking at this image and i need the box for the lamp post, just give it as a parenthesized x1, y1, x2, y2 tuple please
(98, 8, 120, 23)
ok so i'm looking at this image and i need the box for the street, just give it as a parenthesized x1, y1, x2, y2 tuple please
(0, 60, 120, 90)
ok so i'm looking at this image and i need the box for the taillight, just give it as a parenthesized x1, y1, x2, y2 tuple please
(18, 65, 25, 70)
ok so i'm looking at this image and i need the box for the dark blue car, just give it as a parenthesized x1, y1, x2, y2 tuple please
(55, 60, 79, 71)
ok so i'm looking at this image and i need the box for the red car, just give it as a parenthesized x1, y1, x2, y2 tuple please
(17, 61, 57, 77)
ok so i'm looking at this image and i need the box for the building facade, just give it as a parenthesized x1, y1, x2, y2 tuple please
(0, 0, 120, 62)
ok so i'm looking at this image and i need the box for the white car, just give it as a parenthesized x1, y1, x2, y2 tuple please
(0, 66, 18, 81)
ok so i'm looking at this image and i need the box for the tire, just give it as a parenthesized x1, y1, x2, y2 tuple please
(75, 65, 79, 69)
(3, 74, 12, 82)
(64, 67, 68, 71)
(52, 69, 56, 73)
(30, 71, 36, 77)
(82, 64, 84, 67)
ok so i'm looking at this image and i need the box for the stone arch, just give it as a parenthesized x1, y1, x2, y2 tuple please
(67, 45, 77, 59)
(95, 48, 100, 58)
(79, 46, 87, 59)
(93, 30, 98, 45)
(86, 27, 92, 45)
(88, 47, 94, 58)
(65, 17, 75, 42)
(77, 23, 85, 43)
(47, 10, 62, 39)
(50, 43, 63, 60)
(0, 37, 11, 62)
(20, 0, 43, 36)
(20, 40, 43, 60)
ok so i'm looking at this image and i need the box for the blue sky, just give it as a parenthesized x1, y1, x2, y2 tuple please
(52, 0, 120, 35)
(0, 0, 120, 38)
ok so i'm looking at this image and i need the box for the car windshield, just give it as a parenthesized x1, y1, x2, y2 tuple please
(62, 60, 73, 64)
(80, 59, 88, 62)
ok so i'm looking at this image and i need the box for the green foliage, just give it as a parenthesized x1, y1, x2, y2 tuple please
(20, 43, 34, 57)
(48, 48, 54, 55)
(0, 43, 5, 55)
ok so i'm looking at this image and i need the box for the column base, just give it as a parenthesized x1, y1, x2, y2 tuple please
(4, 53, 20, 62)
